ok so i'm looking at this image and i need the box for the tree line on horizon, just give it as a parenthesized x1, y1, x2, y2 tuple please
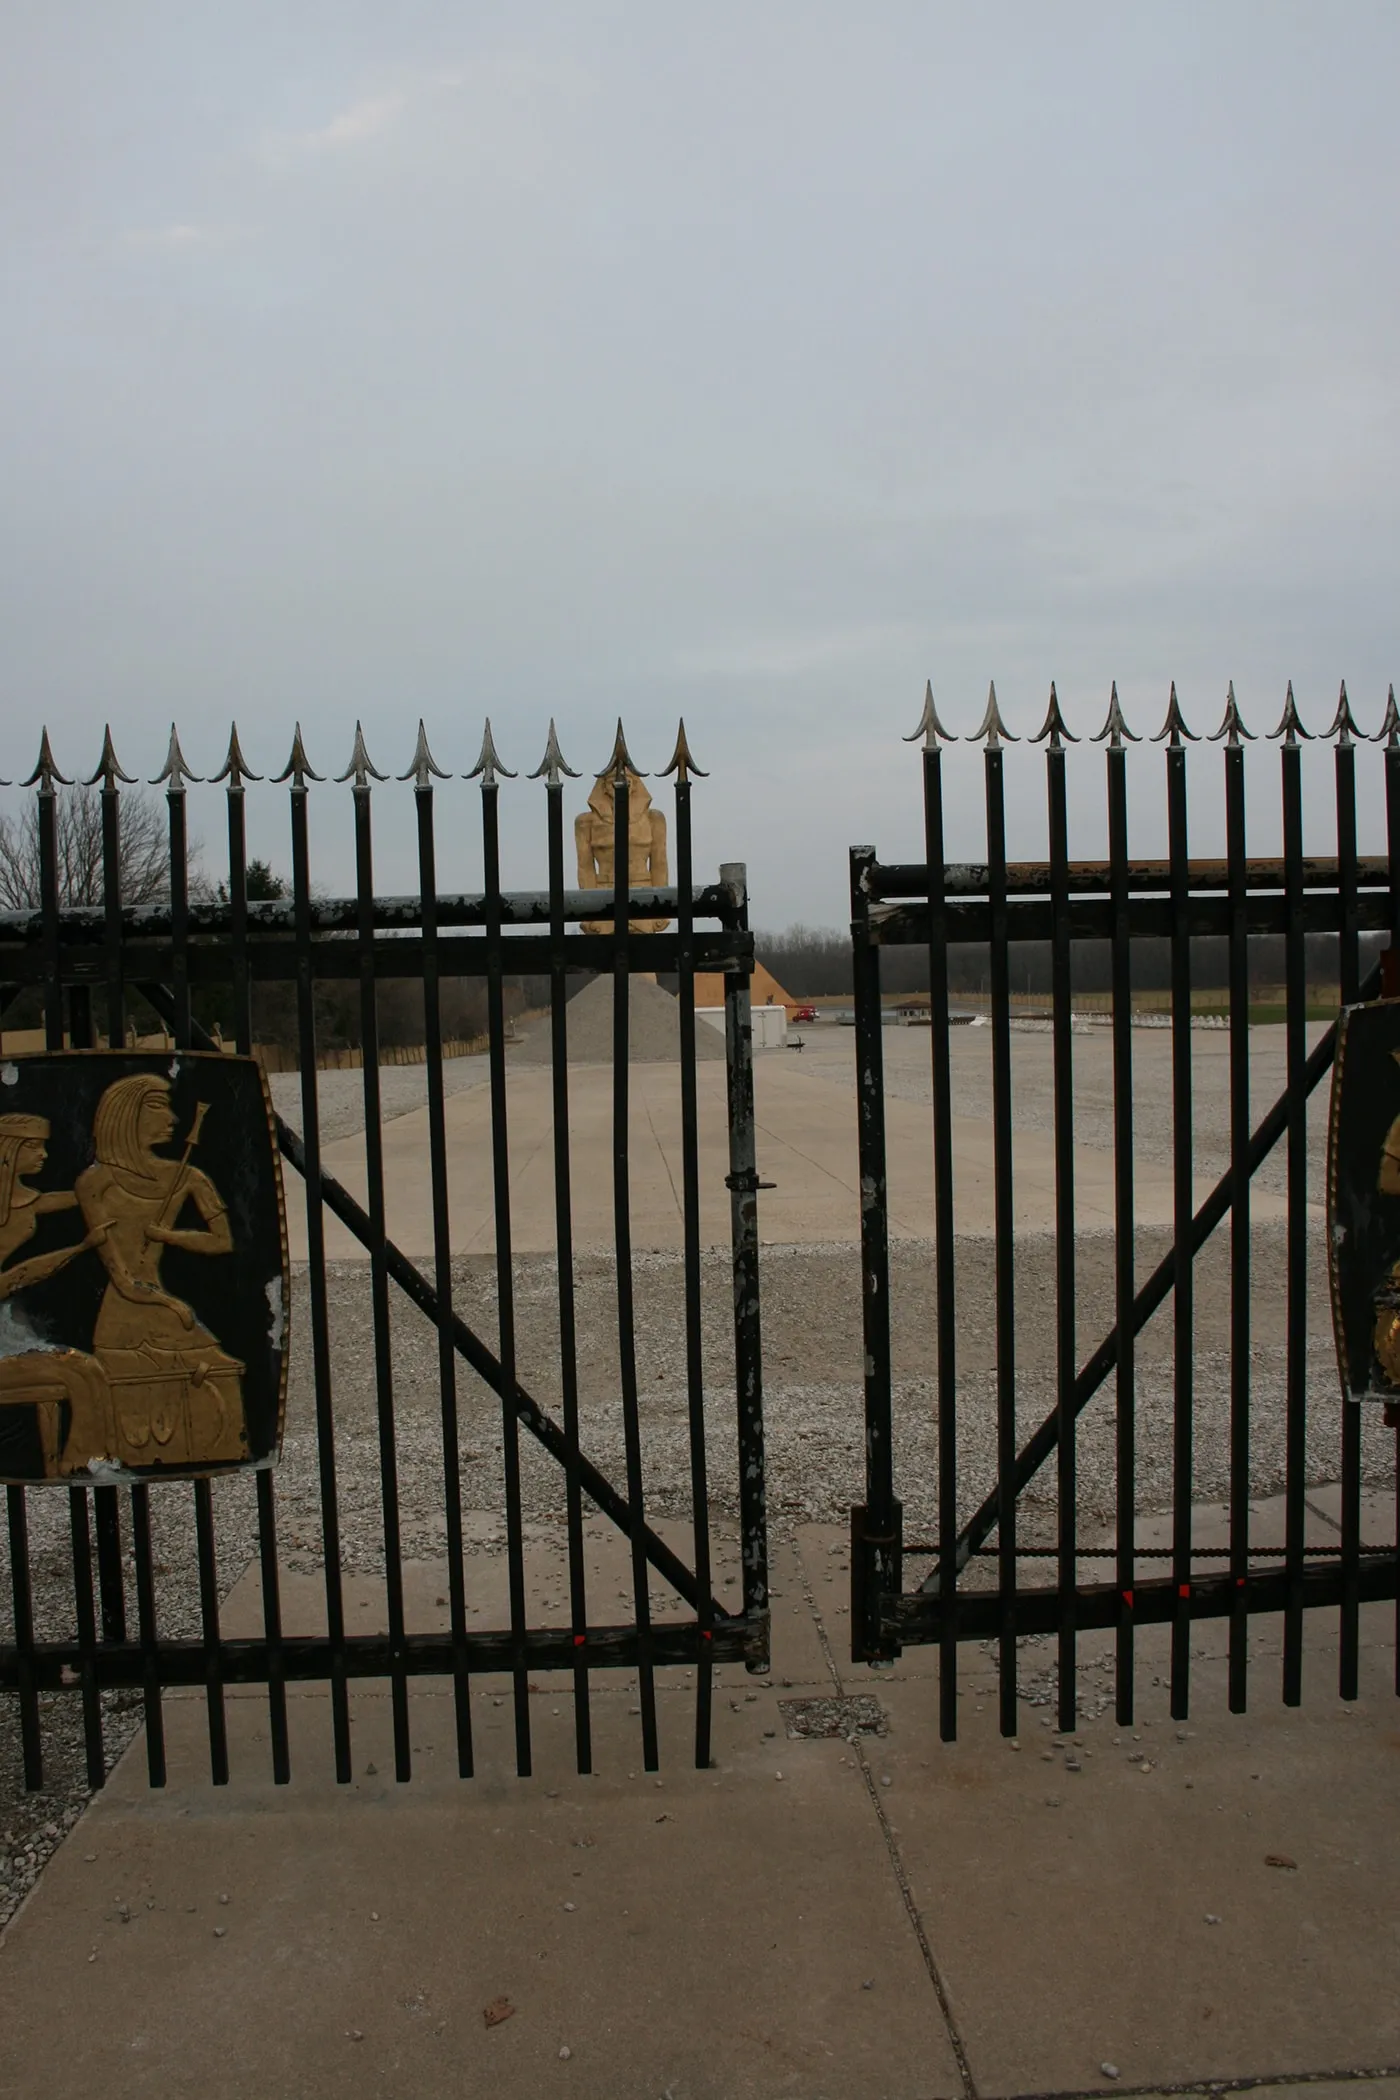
(755, 921, 1384, 1001)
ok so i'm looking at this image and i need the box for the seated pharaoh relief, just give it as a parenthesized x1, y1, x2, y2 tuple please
(0, 1073, 254, 1478)
(0, 1114, 115, 1475)
(75, 1074, 249, 1470)
(575, 770, 671, 934)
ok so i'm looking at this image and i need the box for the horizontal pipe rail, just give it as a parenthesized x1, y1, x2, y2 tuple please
(0, 1615, 763, 1693)
(865, 854, 1391, 901)
(0, 929, 751, 989)
(892, 1554, 1398, 1645)
(0, 884, 741, 944)
(868, 892, 1393, 947)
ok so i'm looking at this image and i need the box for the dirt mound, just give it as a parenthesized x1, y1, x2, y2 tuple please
(509, 974, 727, 1066)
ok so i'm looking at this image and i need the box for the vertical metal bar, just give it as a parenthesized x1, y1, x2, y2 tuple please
(351, 777, 411, 1777)
(923, 754, 959, 1740)
(225, 770, 290, 1783)
(1107, 744, 1136, 1725)
(130, 1482, 165, 1784)
(544, 776, 591, 1773)
(1047, 742, 1077, 1732)
(167, 779, 229, 1784)
(289, 775, 352, 1779)
(412, 770, 473, 1777)
(850, 847, 896, 1661)
(99, 773, 126, 1052)
(3, 763, 46, 1787)
(1225, 738, 1251, 1712)
(68, 974, 126, 1648)
(105, 764, 165, 1787)
(611, 768, 659, 1768)
(986, 751, 1018, 1735)
(6, 1487, 42, 1786)
(68, 1487, 105, 1786)
(37, 776, 106, 1781)
(672, 771, 714, 1768)
(1334, 729, 1361, 1700)
(723, 862, 770, 1662)
(481, 778, 533, 1776)
(1281, 736, 1307, 1705)
(1167, 743, 1194, 1721)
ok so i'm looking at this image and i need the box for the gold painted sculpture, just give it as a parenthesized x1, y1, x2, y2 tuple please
(0, 1115, 116, 1476)
(575, 770, 670, 935)
(1374, 1066, 1400, 1385)
(75, 1075, 248, 1469)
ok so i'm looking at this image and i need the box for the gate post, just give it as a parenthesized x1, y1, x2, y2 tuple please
(849, 846, 902, 1662)
(720, 862, 770, 1671)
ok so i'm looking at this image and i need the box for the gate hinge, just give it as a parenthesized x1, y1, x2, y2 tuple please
(724, 1170, 776, 1193)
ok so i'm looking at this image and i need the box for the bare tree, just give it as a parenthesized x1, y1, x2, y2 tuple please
(0, 786, 189, 909)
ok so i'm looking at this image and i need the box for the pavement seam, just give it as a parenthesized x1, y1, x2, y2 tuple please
(1302, 1495, 1344, 1536)
(792, 1535, 980, 2100)
(1007, 2067, 1400, 2100)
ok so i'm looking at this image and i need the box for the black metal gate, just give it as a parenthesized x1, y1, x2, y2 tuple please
(0, 716, 768, 1788)
(850, 680, 1400, 1736)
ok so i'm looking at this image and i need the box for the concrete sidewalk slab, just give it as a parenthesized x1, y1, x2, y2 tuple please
(0, 1691, 962, 2100)
(859, 1635, 1400, 2096)
(289, 1059, 1298, 1261)
(2, 1506, 1396, 2099)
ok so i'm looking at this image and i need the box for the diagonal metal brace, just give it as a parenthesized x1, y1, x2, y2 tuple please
(136, 985, 728, 1623)
(920, 962, 1369, 1595)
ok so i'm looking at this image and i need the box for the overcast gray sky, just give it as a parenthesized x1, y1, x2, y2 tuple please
(1, 5, 1396, 920)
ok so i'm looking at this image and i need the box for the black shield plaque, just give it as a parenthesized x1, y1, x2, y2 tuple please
(0, 1051, 287, 1483)
(1327, 997, 1400, 1406)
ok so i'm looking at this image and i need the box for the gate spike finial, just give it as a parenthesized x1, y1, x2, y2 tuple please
(1092, 681, 1140, 746)
(397, 719, 450, 789)
(1326, 680, 1364, 746)
(22, 729, 72, 797)
(1030, 681, 1078, 749)
(903, 679, 957, 748)
(1268, 680, 1313, 746)
(597, 717, 647, 781)
(151, 722, 203, 792)
(1152, 682, 1199, 747)
(335, 721, 387, 789)
(465, 717, 516, 789)
(528, 718, 581, 788)
(210, 722, 262, 790)
(272, 723, 324, 790)
(1209, 681, 1254, 746)
(659, 717, 708, 783)
(1374, 684, 1400, 748)
(971, 681, 1018, 748)
(85, 724, 136, 790)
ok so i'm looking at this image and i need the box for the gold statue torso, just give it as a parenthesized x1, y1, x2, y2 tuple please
(575, 772, 670, 935)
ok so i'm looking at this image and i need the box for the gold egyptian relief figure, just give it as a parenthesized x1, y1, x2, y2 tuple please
(1372, 1049, 1400, 1386)
(76, 1075, 249, 1468)
(575, 770, 670, 935)
(0, 1115, 116, 1476)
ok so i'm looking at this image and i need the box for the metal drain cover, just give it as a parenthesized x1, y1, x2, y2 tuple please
(778, 1695, 886, 1740)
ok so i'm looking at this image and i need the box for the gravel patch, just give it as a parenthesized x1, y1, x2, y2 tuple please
(269, 1052, 490, 1145)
